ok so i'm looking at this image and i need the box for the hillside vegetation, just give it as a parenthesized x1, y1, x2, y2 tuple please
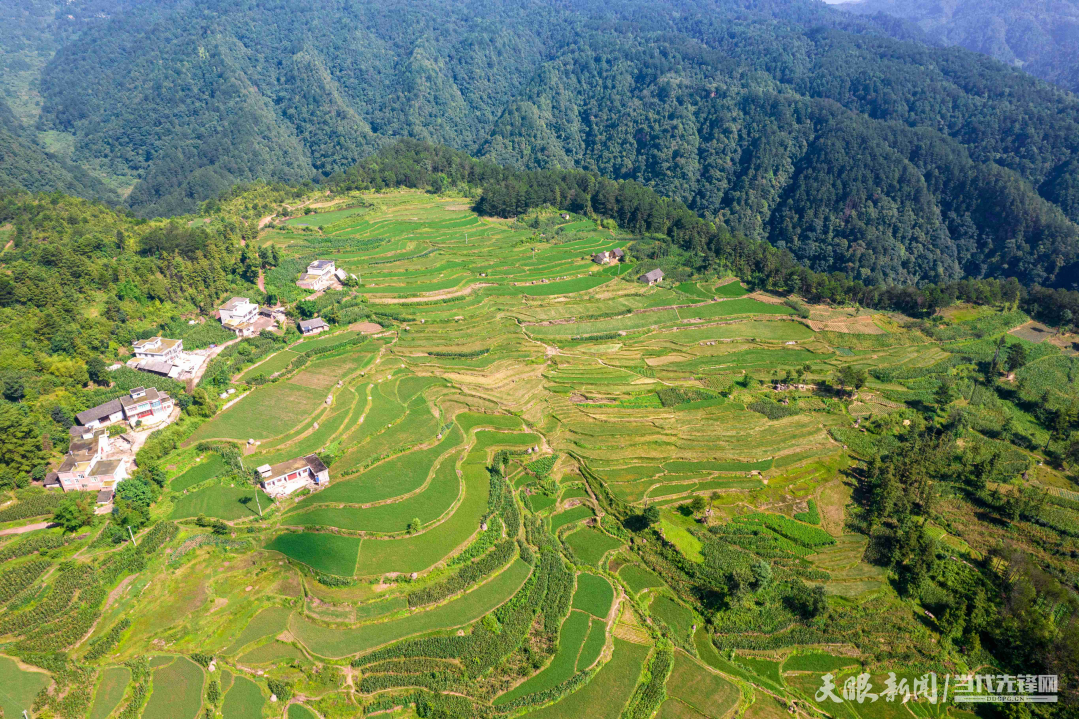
(2, 0, 1079, 289)
(842, 0, 1079, 94)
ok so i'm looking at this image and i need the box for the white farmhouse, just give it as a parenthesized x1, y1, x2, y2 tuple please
(219, 297, 259, 337)
(257, 455, 330, 498)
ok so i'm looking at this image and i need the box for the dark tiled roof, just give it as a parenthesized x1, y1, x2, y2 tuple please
(304, 454, 329, 475)
(75, 398, 123, 426)
(640, 269, 664, 283)
(298, 318, 329, 332)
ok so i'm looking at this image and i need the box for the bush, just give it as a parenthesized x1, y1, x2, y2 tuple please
(748, 398, 799, 420)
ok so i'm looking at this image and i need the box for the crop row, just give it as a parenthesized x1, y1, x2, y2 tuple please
(656, 387, 718, 407)
(99, 521, 179, 585)
(0, 559, 50, 605)
(0, 562, 97, 637)
(0, 533, 69, 562)
(354, 549, 570, 676)
(624, 647, 674, 719)
(748, 399, 799, 420)
(407, 540, 516, 608)
(15, 583, 105, 653)
(793, 499, 821, 525)
(0, 491, 71, 523)
(526, 454, 559, 479)
(85, 617, 132, 661)
(734, 514, 835, 548)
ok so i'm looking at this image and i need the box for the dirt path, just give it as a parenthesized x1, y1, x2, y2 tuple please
(0, 521, 56, 535)
(257, 268, 265, 292)
(188, 336, 242, 386)
(366, 282, 496, 304)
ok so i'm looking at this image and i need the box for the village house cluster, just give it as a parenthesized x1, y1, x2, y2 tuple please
(48, 386, 177, 496)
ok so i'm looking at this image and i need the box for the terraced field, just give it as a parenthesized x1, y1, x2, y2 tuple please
(20, 191, 1023, 719)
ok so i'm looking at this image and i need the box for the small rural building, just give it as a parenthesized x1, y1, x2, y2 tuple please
(257, 455, 330, 498)
(75, 398, 125, 429)
(299, 318, 330, 336)
(259, 306, 287, 322)
(297, 260, 338, 291)
(218, 297, 259, 337)
(135, 359, 180, 379)
(639, 269, 664, 285)
(132, 336, 183, 362)
(592, 248, 625, 265)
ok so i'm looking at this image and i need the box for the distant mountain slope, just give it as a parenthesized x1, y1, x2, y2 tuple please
(0, 99, 118, 202)
(838, 0, 1079, 93)
(12, 0, 1079, 286)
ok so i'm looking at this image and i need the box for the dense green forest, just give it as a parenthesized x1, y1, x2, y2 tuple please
(2, 0, 1079, 288)
(841, 0, 1079, 94)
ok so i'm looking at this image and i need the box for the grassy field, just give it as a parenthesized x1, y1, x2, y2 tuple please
(239, 349, 298, 381)
(523, 638, 650, 719)
(265, 532, 362, 576)
(221, 675, 264, 719)
(0, 656, 51, 719)
(224, 605, 293, 654)
(290, 559, 531, 658)
(142, 656, 204, 719)
(89, 666, 131, 719)
(170, 484, 272, 521)
(564, 527, 623, 566)
(170, 454, 228, 491)
(572, 572, 615, 618)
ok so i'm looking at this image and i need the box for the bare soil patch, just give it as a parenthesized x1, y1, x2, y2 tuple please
(350, 322, 384, 334)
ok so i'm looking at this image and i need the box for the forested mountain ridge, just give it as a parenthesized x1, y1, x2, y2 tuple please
(8, 0, 1079, 287)
(839, 0, 1079, 95)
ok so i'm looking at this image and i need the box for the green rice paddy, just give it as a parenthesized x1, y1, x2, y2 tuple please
(0, 656, 51, 719)
(221, 675, 265, 719)
(564, 527, 623, 566)
(522, 638, 649, 719)
(495, 609, 592, 704)
(170, 454, 228, 491)
(89, 666, 131, 719)
(572, 572, 615, 618)
(141, 657, 204, 719)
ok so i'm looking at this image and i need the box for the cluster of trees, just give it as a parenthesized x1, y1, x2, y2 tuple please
(854, 428, 1079, 702)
